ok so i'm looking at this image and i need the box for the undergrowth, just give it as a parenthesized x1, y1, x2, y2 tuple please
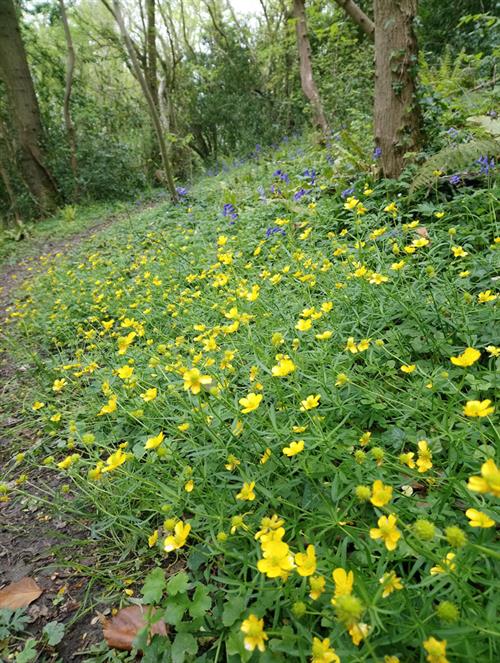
(1, 136, 499, 662)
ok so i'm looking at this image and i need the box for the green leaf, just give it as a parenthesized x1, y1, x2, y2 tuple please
(222, 596, 246, 627)
(188, 584, 211, 619)
(167, 572, 189, 596)
(171, 632, 197, 663)
(164, 595, 189, 625)
(142, 567, 166, 604)
(15, 638, 37, 663)
(43, 620, 65, 646)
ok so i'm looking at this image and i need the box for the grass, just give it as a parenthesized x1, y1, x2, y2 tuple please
(1, 135, 499, 662)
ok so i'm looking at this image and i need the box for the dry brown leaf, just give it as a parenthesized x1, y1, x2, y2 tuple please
(102, 605, 167, 651)
(0, 577, 43, 609)
(416, 226, 430, 239)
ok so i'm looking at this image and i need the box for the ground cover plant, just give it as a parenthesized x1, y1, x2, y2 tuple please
(1, 134, 499, 661)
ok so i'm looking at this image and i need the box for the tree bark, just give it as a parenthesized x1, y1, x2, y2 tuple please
(0, 0, 58, 214)
(374, 0, 422, 178)
(292, 0, 329, 135)
(145, 0, 159, 107)
(58, 0, 79, 198)
(333, 0, 374, 39)
(110, 0, 178, 202)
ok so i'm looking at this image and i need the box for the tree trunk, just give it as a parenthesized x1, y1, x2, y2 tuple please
(58, 0, 79, 198)
(111, 0, 178, 202)
(292, 0, 329, 135)
(374, 0, 422, 178)
(0, 0, 58, 214)
(146, 0, 159, 107)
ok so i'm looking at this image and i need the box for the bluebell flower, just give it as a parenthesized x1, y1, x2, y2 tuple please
(477, 155, 495, 175)
(273, 169, 290, 184)
(293, 188, 309, 201)
(341, 187, 354, 199)
(446, 127, 459, 139)
(302, 169, 317, 185)
(449, 174, 461, 186)
(266, 226, 286, 238)
(373, 146, 382, 160)
(222, 203, 238, 220)
(176, 186, 188, 197)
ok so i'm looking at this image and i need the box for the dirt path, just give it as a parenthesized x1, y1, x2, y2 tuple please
(0, 204, 159, 660)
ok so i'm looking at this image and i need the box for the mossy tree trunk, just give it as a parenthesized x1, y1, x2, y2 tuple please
(374, 0, 422, 178)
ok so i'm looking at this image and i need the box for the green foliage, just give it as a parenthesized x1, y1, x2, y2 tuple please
(2, 135, 499, 661)
(410, 137, 500, 192)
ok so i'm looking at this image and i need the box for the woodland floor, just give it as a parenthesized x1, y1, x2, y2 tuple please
(0, 205, 155, 660)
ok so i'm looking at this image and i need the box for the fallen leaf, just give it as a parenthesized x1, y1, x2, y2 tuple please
(103, 605, 167, 651)
(416, 226, 429, 239)
(0, 577, 43, 609)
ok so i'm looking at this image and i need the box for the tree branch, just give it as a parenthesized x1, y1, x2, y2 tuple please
(333, 0, 374, 40)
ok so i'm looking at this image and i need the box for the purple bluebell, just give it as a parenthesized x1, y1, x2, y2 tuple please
(266, 226, 286, 238)
(302, 169, 317, 185)
(476, 155, 495, 175)
(176, 186, 188, 197)
(293, 188, 309, 201)
(446, 127, 459, 139)
(222, 203, 238, 220)
(273, 169, 290, 184)
(373, 146, 382, 160)
(449, 174, 461, 186)
(341, 187, 354, 199)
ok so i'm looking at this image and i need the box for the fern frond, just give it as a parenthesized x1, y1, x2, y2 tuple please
(409, 138, 500, 193)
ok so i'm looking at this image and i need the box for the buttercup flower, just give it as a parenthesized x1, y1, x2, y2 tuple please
(183, 368, 212, 394)
(241, 614, 268, 652)
(465, 508, 495, 528)
(294, 544, 317, 576)
(283, 440, 305, 457)
(423, 637, 448, 663)
(463, 399, 495, 417)
(450, 347, 480, 367)
(370, 480, 393, 507)
(300, 394, 321, 410)
(164, 521, 191, 552)
(236, 481, 256, 501)
(467, 458, 500, 497)
(311, 637, 340, 663)
(369, 514, 401, 551)
(239, 392, 262, 413)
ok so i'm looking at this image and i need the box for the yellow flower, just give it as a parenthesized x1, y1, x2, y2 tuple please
(416, 440, 433, 473)
(183, 368, 212, 395)
(144, 431, 164, 450)
(463, 399, 495, 417)
(379, 571, 403, 598)
(465, 508, 495, 528)
(370, 480, 393, 507)
(400, 364, 416, 373)
(332, 567, 354, 604)
(357, 338, 371, 352)
(101, 448, 129, 473)
(423, 637, 448, 663)
(294, 544, 316, 576)
(344, 196, 360, 210)
(272, 355, 296, 376)
(57, 453, 80, 470)
(300, 394, 320, 411)
(384, 202, 398, 215)
(283, 440, 304, 457)
(335, 373, 349, 387)
(296, 318, 312, 332)
(369, 514, 401, 551)
(117, 331, 136, 355)
(32, 401, 45, 410)
(141, 388, 157, 402)
(384, 657, 400, 663)
(359, 431, 371, 446)
(97, 394, 117, 416)
(390, 260, 406, 271)
(345, 337, 358, 353)
(117, 365, 134, 379)
(450, 347, 481, 367)
(348, 622, 370, 646)
(369, 272, 389, 285)
(467, 458, 500, 497)
(184, 479, 194, 493)
(178, 422, 190, 431)
(260, 448, 272, 464)
(451, 245, 468, 258)
(486, 345, 500, 357)
(315, 330, 333, 340)
(257, 540, 295, 579)
(399, 452, 416, 469)
(430, 552, 456, 575)
(148, 530, 158, 547)
(239, 392, 262, 413)
(309, 575, 326, 600)
(236, 481, 256, 501)
(240, 614, 268, 652)
(477, 290, 497, 303)
(225, 454, 240, 471)
(52, 379, 67, 392)
(164, 521, 191, 552)
(311, 637, 340, 663)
